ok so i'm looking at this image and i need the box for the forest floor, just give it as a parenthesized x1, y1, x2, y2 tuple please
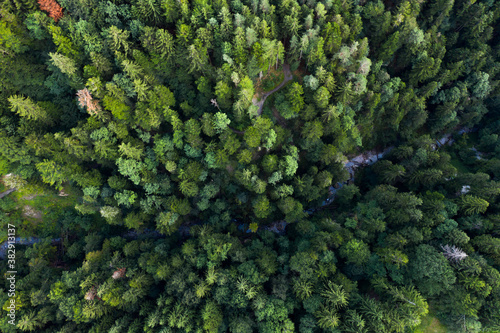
(272, 106, 288, 128)
(254, 67, 285, 95)
(252, 63, 293, 116)
(412, 310, 448, 333)
(450, 156, 471, 174)
(448, 130, 479, 174)
(0, 179, 79, 242)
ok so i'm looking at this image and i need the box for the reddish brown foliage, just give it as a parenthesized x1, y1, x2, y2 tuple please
(84, 286, 102, 301)
(84, 286, 97, 301)
(77, 88, 102, 115)
(38, 0, 63, 22)
(112, 268, 127, 280)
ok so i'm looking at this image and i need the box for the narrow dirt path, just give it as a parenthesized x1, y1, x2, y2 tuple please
(253, 64, 293, 116)
(229, 126, 245, 135)
(0, 188, 16, 199)
(230, 64, 293, 136)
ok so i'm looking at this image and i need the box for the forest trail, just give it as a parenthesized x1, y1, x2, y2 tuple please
(229, 126, 245, 135)
(253, 64, 293, 116)
(230, 64, 292, 135)
(0, 188, 15, 199)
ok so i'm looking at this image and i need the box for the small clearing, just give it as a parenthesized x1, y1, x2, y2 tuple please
(252, 64, 293, 116)
(23, 205, 43, 219)
(413, 312, 448, 333)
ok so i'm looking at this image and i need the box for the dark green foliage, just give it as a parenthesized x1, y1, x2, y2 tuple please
(1, 0, 500, 332)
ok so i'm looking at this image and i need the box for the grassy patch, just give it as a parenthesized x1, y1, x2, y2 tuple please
(412, 312, 449, 333)
(262, 71, 284, 91)
(0, 182, 80, 240)
(255, 68, 284, 94)
(450, 156, 471, 174)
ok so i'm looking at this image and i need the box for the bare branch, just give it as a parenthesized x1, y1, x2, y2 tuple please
(441, 244, 468, 262)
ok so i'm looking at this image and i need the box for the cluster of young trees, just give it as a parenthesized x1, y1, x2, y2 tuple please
(0, 0, 499, 331)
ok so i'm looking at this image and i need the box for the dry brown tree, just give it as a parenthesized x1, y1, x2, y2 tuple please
(77, 88, 102, 115)
(38, 0, 63, 22)
(112, 267, 127, 280)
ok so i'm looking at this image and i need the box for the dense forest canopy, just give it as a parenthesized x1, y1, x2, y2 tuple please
(0, 0, 500, 332)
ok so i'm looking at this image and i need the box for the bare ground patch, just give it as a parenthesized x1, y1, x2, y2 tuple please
(23, 205, 43, 219)
(226, 164, 235, 174)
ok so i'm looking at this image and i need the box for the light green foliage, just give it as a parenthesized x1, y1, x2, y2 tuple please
(116, 158, 144, 185)
(467, 72, 491, 99)
(118, 142, 143, 160)
(179, 180, 198, 197)
(0, 14, 30, 54)
(293, 279, 313, 300)
(377, 247, 409, 268)
(314, 86, 331, 109)
(268, 171, 282, 185)
(104, 26, 130, 54)
(114, 190, 138, 208)
(8, 95, 52, 124)
(202, 301, 223, 332)
(280, 155, 298, 177)
(48, 52, 78, 76)
(301, 120, 324, 142)
(340, 239, 370, 265)
(99, 206, 120, 220)
(213, 112, 231, 134)
(316, 306, 340, 329)
(253, 195, 271, 219)
(473, 235, 500, 265)
(262, 154, 278, 174)
(36, 160, 66, 190)
(315, 170, 333, 188)
(3, 173, 27, 189)
(156, 211, 180, 234)
(262, 129, 276, 150)
(215, 81, 232, 109)
(244, 126, 261, 148)
(303, 75, 319, 90)
(460, 195, 489, 215)
(287, 82, 305, 113)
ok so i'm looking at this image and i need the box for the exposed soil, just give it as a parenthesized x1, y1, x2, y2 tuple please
(23, 205, 43, 219)
(0, 188, 16, 199)
(58, 189, 69, 196)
